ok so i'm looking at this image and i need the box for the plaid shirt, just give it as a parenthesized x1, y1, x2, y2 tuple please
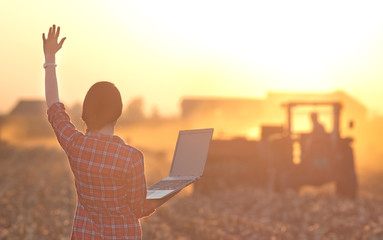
(48, 102, 147, 240)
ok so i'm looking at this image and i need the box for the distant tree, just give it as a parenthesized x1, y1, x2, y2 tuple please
(150, 105, 160, 121)
(67, 102, 84, 131)
(123, 97, 146, 123)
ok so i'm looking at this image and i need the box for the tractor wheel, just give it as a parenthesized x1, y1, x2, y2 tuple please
(335, 144, 358, 199)
(335, 172, 357, 199)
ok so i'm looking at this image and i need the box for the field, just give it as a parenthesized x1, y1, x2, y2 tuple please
(1, 143, 383, 240)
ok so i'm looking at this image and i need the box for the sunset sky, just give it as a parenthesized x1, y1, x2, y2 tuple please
(1, 0, 383, 116)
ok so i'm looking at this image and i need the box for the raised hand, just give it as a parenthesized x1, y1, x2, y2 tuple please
(42, 24, 66, 62)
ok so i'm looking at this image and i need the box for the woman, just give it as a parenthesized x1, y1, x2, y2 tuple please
(43, 25, 167, 240)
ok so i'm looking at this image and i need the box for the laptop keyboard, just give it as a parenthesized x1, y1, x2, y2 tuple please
(148, 179, 194, 190)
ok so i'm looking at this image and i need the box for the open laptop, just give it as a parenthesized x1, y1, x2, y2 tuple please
(146, 128, 214, 199)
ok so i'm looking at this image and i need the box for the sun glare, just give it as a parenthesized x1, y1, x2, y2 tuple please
(102, 1, 382, 97)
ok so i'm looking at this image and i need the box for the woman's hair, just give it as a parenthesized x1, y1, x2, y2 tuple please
(82, 81, 122, 131)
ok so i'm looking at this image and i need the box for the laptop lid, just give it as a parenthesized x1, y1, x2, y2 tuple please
(169, 128, 214, 177)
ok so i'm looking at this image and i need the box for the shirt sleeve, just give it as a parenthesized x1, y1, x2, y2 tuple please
(47, 102, 82, 153)
(128, 150, 147, 218)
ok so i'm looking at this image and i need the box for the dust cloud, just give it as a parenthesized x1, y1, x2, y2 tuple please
(1, 91, 382, 174)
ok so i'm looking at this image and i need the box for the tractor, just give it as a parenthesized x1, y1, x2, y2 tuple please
(198, 101, 357, 198)
(265, 101, 357, 198)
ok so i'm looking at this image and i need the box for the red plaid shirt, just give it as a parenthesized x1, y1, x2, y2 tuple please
(48, 102, 147, 240)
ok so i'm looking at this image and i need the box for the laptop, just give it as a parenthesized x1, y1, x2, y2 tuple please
(146, 128, 214, 199)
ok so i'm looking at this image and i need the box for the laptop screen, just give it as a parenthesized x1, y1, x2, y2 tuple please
(169, 128, 214, 177)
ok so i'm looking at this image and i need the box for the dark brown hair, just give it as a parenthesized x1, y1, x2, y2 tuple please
(82, 81, 122, 131)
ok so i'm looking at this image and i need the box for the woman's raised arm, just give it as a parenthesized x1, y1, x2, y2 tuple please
(42, 24, 66, 108)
